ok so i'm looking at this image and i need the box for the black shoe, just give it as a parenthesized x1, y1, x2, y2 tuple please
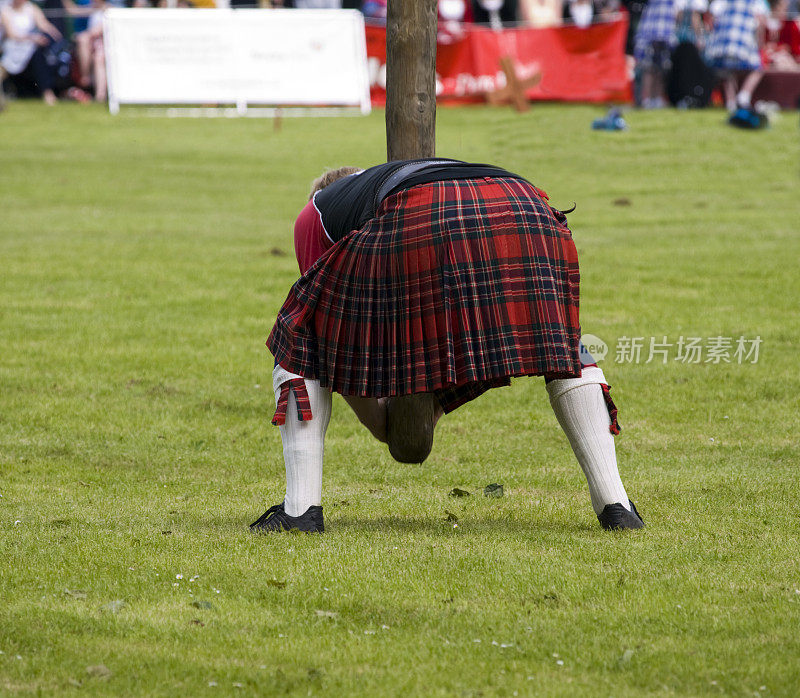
(597, 499, 645, 531)
(250, 502, 324, 533)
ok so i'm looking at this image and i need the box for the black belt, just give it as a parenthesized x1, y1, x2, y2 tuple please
(373, 159, 460, 211)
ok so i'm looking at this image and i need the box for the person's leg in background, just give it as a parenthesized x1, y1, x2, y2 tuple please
(719, 69, 738, 111)
(75, 30, 93, 91)
(735, 68, 763, 109)
(24, 47, 57, 105)
(639, 48, 658, 106)
(642, 41, 671, 108)
(91, 36, 107, 102)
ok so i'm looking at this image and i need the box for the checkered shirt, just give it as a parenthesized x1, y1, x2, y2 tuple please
(705, 0, 765, 70)
(634, 0, 678, 61)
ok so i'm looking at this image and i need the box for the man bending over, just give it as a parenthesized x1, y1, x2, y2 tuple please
(251, 159, 645, 533)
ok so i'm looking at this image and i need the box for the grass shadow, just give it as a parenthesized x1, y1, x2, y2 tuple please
(297, 514, 592, 536)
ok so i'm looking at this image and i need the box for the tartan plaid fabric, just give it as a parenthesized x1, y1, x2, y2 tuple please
(634, 0, 678, 62)
(267, 177, 582, 413)
(271, 378, 313, 426)
(601, 384, 621, 435)
(705, 0, 764, 70)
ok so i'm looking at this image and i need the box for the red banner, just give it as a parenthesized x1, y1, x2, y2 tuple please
(365, 18, 631, 105)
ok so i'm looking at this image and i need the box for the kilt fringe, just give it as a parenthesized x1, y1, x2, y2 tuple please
(271, 378, 313, 426)
(601, 384, 621, 435)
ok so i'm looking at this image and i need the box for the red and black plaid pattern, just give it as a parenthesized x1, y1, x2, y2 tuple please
(601, 384, 621, 435)
(271, 378, 313, 426)
(267, 177, 582, 413)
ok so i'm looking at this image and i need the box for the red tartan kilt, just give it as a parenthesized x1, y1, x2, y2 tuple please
(267, 177, 582, 412)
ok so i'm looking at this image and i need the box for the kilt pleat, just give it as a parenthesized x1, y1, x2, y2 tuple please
(267, 177, 582, 412)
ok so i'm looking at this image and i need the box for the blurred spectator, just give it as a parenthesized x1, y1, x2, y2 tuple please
(439, 0, 472, 42)
(668, 0, 715, 106)
(474, 0, 519, 26)
(595, 0, 620, 18)
(361, 0, 386, 22)
(634, 0, 677, 107)
(566, 0, 595, 26)
(61, 0, 124, 29)
(294, 0, 342, 6)
(764, 0, 800, 66)
(778, 3, 800, 55)
(705, 0, 768, 110)
(40, 0, 68, 36)
(66, 0, 92, 33)
(60, 0, 95, 26)
(1, 0, 62, 105)
(63, 0, 107, 101)
(519, 0, 561, 27)
(675, 0, 707, 45)
(560, 0, 618, 27)
(620, 0, 648, 55)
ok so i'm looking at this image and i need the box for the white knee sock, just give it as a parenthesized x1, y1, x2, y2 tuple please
(736, 90, 752, 108)
(272, 365, 332, 517)
(546, 366, 630, 515)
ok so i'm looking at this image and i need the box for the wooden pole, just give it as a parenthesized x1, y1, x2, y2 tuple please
(385, 0, 438, 161)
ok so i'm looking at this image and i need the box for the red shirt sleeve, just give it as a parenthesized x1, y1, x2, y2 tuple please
(293, 198, 332, 275)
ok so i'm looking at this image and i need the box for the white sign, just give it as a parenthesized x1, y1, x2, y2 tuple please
(104, 8, 371, 115)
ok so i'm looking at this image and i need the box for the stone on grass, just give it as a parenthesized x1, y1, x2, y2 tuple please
(484, 483, 504, 498)
(86, 664, 111, 679)
(100, 600, 126, 613)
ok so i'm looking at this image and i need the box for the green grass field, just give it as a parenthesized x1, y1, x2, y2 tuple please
(1, 101, 799, 697)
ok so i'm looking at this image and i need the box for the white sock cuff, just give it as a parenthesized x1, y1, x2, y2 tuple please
(271, 364, 330, 426)
(272, 363, 305, 394)
(546, 366, 608, 402)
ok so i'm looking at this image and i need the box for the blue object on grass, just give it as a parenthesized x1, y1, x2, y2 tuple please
(728, 107, 767, 130)
(592, 108, 628, 131)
